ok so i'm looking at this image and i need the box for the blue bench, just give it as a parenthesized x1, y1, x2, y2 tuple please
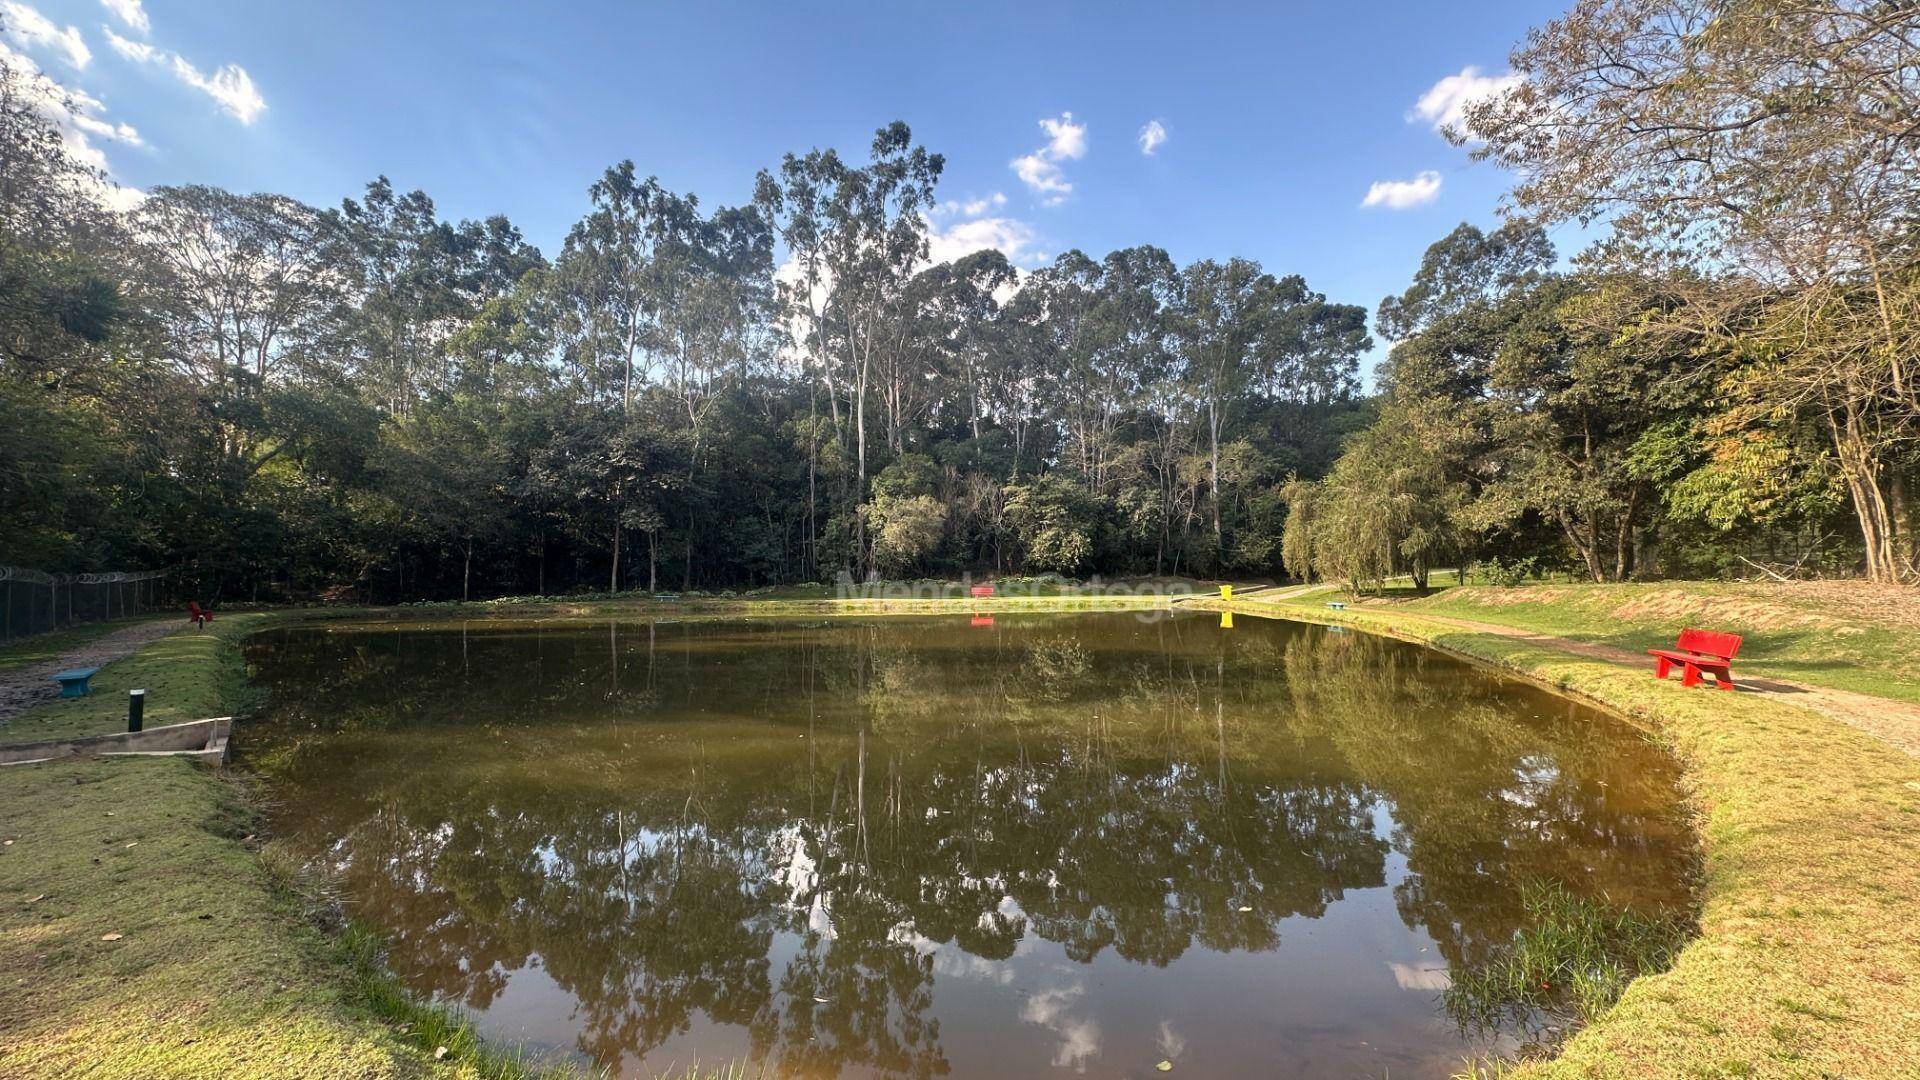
(53, 667, 101, 698)
(1326, 601, 1347, 611)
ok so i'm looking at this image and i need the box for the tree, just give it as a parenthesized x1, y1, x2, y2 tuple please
(1003, 475, 1103, 575)
(1467, 277, 1708, 581)
(330, 179, 535, 413)
(760, 123, 942, 574)
(1464, 0, 1920, 581)
(1292, 403, 1468, 591)
(549, 165, 689, 414)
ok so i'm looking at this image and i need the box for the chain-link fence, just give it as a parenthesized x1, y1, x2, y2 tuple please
(1, 567, 169, 642)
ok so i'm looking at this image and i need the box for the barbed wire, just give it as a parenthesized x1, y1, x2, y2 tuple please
(0, 566, 166, 586)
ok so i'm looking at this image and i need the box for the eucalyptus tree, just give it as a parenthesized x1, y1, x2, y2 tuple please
(1001, 252, 1099, 478)
(917, 250, 1016, 446)
(761, 123, 942, 572)
(1464, 0, 1920, 581)
(1060, 247, 1179, 495)
(550, 164, 690, 413)
(1177, 257, 1280, 549)
(655, 201, 776, 463)
(328, 178, 542, 414)
(1258, 277, 1369, 406)
(818, 124, 943, 519)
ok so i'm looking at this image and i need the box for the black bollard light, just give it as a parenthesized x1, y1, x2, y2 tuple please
(127, 689, 145, 733)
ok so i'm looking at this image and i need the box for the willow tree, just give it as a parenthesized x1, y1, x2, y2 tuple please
(1465, 0, 1920, 581)
(1284, 404, 1467, 591)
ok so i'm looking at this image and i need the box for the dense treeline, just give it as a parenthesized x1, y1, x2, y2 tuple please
(2, 74, 1369, 599)
(1287, 0, 1920, 587)
(5, 0, 1917, 599)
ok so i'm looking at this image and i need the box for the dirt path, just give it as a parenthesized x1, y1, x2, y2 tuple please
(1395, 611, 1920, 760)
(0, 619, 183, 728)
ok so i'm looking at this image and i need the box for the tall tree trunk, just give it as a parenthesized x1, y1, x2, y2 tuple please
(1829, 408, 1901, 582)
(462, 539, 472, 603)
(610, 521, 621, 592)
(1208, 398, 1223, 554)
(807, 384, 819, 580)
(1893, 470, 1916, 579)
(1614, 490, 1638, 582)
(855, 337, 871, 574)
(648, 530, 658, 593)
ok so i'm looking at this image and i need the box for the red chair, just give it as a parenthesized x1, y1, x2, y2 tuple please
(1648, 628, 1742, 690)
(187, 601, 214, 628)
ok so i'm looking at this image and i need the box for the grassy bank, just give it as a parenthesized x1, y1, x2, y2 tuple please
(1275, 579, 1920, 705)
(1212, 590, 1920, 1078)
(0, 613, 593, 1079)
(3, 616, 261, 744)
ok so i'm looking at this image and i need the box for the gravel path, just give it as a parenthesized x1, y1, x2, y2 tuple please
(0, 619, 184, 729)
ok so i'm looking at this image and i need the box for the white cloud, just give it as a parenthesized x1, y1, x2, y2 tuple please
(103, 26, 151, 61)
(1011, 112, 1085, 206)
(1011, 152, 1070, 202)
(1411, 66, 1523, 137)
(99, 0, 147, 35)
(932, 191, 1007, 219)
(1138, 119, 1167, 156)
(71, 109, 143, 146)
(1038, 112, 1086, 160)
(168, 54, 264, 123)
(3, 2, 91, 68)
(925, 214, 1040, 268)
(103, 21, 267, 124)
(0, 39, 144, 207)
(1362, 170, 1442, 209)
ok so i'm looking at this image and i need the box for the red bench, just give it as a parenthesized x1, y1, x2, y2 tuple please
(1648, 628, 1742, 690)
(970, 585, 994, 598)
(187, 601, 214, 628)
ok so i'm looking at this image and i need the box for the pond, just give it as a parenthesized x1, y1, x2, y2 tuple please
(243, 612, 1696, 1079)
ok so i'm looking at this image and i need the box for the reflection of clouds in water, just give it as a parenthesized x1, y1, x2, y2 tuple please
(1157, 1019, 1186, 1059)
(1021, 984, 1101, 1071)
(1389, 961, 1452, 990)
(886, 901, 1036, 985)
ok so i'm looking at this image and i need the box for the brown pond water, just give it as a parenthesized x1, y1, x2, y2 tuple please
(243, 611, 1695, 1079)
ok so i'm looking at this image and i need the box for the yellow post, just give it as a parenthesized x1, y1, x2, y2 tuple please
(1219, 584, 1233, 601)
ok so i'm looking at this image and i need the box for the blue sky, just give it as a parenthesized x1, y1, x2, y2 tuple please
(6, 0, 1572, 348)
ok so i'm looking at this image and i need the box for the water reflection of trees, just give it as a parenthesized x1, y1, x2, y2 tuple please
(245, 615, 1692, 1076)
(1275, 630, 1697, 975)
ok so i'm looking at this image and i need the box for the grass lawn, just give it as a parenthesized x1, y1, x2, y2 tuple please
(1271, 579, 1920, 705)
